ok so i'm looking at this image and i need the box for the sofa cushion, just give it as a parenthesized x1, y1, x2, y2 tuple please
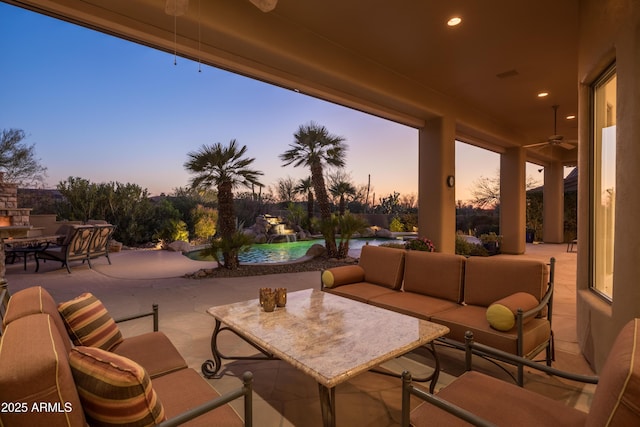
(369, 291, 460, 321)
(112, 331, 188, 378)
(3, 286, 72, 353)
(431, 305, 551, 357)
(464, 257, 548, 307)
(358, 245, 405, 290)
(486, 292, 539, 331)
(321, 265, 365, 288)
(0, 313, 86, 427)
(58, 292, 123, 351)
(587, 318, 640, 426)
(323, 282, 397, 303)
(69, 346, 166, 426)
(153, 368, 244, 426)
(403, 251, 465, 303)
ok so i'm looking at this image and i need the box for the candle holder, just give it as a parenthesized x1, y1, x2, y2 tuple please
(276, 288, 287, 307)
(262, 291, 276, 312)
(259, 287, 272, 307)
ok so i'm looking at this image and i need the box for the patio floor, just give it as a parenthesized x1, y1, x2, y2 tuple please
(4, 243, 593, 426)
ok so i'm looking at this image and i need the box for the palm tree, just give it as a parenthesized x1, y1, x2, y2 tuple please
(329, 180, 356, 216)
(184, 140, 263, 269)
(280, 122, 347, 257)
(295, 176, 314, 231)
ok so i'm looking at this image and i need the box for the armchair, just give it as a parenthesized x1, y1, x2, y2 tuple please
(402, 319, 640, 426)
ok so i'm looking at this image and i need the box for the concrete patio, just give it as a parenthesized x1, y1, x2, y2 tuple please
(4, 243, 593, 426)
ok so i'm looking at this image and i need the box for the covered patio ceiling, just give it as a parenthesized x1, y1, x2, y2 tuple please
(5, 0, 579, 166)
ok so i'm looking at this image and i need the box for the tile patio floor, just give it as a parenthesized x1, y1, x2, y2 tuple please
(4, 242, 593, 426)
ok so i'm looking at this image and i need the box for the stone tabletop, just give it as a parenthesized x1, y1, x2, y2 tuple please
(207, 288, 449, 388)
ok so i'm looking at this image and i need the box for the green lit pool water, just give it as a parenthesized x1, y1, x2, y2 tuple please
(185, 238, 398, 264)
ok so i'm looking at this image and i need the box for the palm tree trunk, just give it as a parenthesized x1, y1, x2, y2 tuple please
(310, 162, 337, 256)
(217, 181, 237, 269)
(307, 191, 314, 231)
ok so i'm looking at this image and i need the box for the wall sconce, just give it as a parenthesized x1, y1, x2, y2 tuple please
(446, 175, 455, 188)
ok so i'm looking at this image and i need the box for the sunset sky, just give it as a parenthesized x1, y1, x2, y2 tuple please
(1, 3, 546, 204)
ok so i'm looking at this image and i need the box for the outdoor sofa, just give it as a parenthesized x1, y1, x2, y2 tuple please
(0, 286, 252, 426)
(321, 245, 554, 385)
(36, 223, 115, 273)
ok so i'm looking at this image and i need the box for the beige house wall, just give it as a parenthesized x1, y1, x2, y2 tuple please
(577, 0, 640, 371)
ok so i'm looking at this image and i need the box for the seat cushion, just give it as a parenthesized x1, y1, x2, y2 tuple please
(152, 368, 244, 427)
(431, 305, 551, 357)
(0, 314, 86, 427)
(587, 318, 640, 426)
(369, 291, 460, 320)
(410, 371, 587, 427)
(69, 346, 166, 426)
(58, 292, 124, 351)
(3, 286, 72, 353)
(323, 282, 397, 303)
(112, 331, 188, 378)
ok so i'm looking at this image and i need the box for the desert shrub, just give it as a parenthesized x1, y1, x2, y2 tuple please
(405, 237, 435, 252)
(389, 216, 404, 232)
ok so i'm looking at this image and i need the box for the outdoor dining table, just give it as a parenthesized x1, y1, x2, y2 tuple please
(4, 235, 63, 271)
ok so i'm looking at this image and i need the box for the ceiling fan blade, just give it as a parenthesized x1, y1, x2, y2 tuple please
(250, 0, 278, 12)
(559, 142, 577, 150)
(523, 141, 550, 148)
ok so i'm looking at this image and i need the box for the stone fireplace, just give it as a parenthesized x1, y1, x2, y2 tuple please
(0, 173, 33, 238)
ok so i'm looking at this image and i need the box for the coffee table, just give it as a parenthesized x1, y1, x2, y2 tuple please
(203, 288, 449, 427)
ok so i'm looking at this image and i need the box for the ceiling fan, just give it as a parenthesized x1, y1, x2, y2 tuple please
(165, 0, 278, 15)
(524, 105, 577, 150)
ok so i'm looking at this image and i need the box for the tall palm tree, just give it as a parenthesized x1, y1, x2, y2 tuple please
(280, 122, 347, 257)
(184, 140, 263, 269)
(295, 176, 314, 231)
(329, 180, 357, 216)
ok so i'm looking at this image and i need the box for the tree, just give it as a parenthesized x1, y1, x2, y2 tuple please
(274, 176, 298, 204)
(0, 128, 47, 186)
(329, 180, 356, 216)
(184, 140, 263, 269)
(295, 176, 314, 231)
(470, 171, 539, 208)
(280, 122, 347, 257)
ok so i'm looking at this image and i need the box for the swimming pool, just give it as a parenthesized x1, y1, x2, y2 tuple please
(185, 238, 400, 264)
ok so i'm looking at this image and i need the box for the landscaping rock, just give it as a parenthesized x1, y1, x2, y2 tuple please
(375, 228, 393, 238)
(305, 243, 327, 258)
(167, 240, 192, 253)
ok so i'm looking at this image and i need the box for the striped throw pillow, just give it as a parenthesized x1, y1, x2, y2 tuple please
(58, 293, 123, 351)
(70, 346, 166, 427)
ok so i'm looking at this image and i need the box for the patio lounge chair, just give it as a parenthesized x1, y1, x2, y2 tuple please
(36, 225, 94, 273)
(402, 318, 640, 426)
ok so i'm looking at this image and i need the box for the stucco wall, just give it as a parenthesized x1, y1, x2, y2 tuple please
(577, 0, 640, 371)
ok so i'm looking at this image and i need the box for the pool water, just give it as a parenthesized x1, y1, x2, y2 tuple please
(186, 238, 400, 264)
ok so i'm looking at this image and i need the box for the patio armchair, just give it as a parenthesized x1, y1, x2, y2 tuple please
(36, 224, 95, 273)
(402, 319, 640, 426)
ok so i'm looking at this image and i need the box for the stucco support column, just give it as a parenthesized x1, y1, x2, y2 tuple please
(543, 161, 565, 243)
(500, 147, 526, 254)
(418, 116, 456, 253)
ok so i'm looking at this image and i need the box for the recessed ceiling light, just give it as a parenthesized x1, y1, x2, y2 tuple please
(566, 115, 576, 120)
(537, 92, 549, 97)
(447, 17, 462, 26)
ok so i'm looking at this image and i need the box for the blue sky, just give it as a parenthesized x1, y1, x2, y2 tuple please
(1, 3, 537, 203)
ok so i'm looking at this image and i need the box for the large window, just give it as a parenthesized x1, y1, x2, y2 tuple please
(591, 65, 617, 300)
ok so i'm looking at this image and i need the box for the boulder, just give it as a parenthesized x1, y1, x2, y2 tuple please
(305, 243, 327, 258)
(253, 233, 268, 244)
(167, 240, 192, 253)
(375, 228, 393, 238)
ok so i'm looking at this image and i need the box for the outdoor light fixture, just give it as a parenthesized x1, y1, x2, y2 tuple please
(537, 92, 549, 97)
(447, 17, 462, 26)
(250, 0, 278, 12)
(446, 175, 455, 187)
